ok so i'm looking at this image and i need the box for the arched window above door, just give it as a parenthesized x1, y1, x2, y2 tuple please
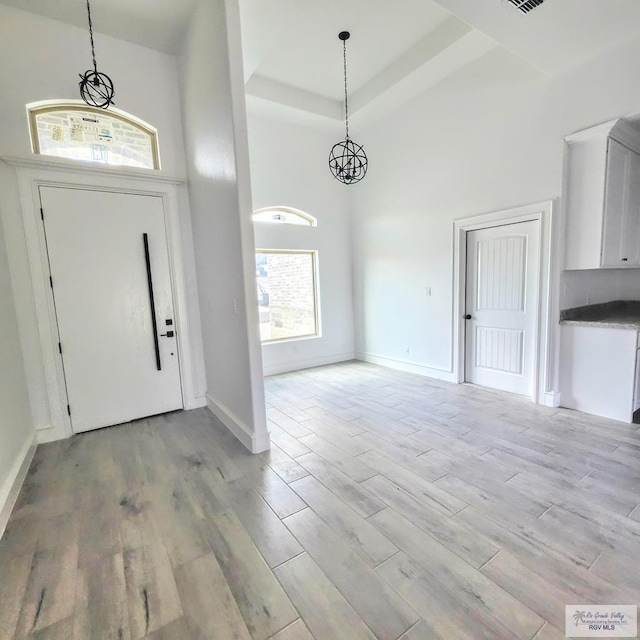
(27, 101, 160, 170)
(252, 206, 317, 227)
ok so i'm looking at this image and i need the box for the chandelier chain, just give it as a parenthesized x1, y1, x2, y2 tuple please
(329, 30, 367, 184)
(86, 0, 98, 74)
(343, 38, 349, 140)
(79, 0, 115, 108)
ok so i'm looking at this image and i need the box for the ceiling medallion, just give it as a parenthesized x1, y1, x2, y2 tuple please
(329, 31, 368, 185)
(78, 0, 115, 109)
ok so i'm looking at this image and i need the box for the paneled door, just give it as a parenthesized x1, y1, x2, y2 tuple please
(464, 220, 540, 397)
(39, 186, 183, 433)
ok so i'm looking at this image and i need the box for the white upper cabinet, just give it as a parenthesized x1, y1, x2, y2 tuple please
(635, 344, 640, 413)
(625, 150, 640, 265)
(602, 139, 640, 266)
(564, 119, 640, 270)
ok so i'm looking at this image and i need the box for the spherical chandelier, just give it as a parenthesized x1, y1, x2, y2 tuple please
(78, 0, 116, 109)
(329, 32, 368, 185)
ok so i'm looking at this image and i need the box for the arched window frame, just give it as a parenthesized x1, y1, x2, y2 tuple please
(252, 206, 317, 227)
(27, 100, 161, 170)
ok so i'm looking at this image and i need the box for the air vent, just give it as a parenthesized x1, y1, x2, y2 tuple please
(507, 0, 545, 14)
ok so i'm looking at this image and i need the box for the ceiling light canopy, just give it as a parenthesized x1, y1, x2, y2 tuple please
(329, 31, 368, 185)
(78, 0, 116, 109)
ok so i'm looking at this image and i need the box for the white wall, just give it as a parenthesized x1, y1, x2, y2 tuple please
(0, 5, 206, 440)
(351, 37, 640, 391)
(247, 114, 355, 374)
(0, 4, 187, 175)
(561, 269, 640, 310)
(0, 202, 34, 530)
(179, 0, 268, 452)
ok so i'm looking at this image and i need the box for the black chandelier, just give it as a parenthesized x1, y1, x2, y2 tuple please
(78, 0, 115, 109)
(329, 31, 368, 185)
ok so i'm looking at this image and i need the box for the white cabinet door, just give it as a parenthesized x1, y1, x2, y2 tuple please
(560, 326, 637, 423)
(602, 139, 640, 267)
(40, 187, 184, 433)
(624, 151, 640, 266)
(634, 348, 640, 413)
(602, 139, 629, 267)
(465, 220, 540, 397)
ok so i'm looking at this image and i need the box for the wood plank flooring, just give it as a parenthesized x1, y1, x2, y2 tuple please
(2, 360, 640, 639)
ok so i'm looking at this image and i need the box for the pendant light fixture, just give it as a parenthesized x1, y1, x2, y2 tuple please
(329, 31, 368, 185)
(78, 0, 115, 109)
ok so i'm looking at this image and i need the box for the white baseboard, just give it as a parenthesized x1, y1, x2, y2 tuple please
(33, 394, 209, 443)
(206, 394, 271, 454)
(0, 433, 37, 539)
(543, 391, 562, 408)
(36, 425, 64, 444)
(185, 393, 207, 410)
(355, 351, 456, 383)
(262, 352, 355, 377)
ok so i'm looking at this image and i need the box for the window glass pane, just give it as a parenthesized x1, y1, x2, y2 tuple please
(252, 208, 316, 226)
(256, 252, 318, 342)
(31, 107, 158, 169)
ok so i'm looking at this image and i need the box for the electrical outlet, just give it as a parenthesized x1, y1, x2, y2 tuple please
(425, 286, 432, 297)
(232, 298, 238, 314)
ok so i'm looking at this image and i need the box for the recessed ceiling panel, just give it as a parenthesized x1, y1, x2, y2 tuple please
(252, 0, 452, 101)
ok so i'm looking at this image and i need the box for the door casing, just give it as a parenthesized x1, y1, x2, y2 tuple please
(453, 201, 557, 405)
(8, 160, 203, 442)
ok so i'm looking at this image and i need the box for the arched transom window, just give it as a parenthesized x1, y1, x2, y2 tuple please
(252, 207, 317, 227)
(28, 102, 160, 170)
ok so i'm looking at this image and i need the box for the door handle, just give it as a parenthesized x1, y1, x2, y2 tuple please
(143, 233, 162, 371)
(161, 330, 175, 338)
(464, 314, 472, 320)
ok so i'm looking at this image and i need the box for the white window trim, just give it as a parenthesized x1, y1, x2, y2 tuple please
(27, 100, 161, 170)
(255, 249, 321, 344)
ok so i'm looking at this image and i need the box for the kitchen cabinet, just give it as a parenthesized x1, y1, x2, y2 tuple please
(635, 344, 640, 414)
(564, 119, 640, 270)
(602, 139, 640, 266)
(560, 325, 639, 422)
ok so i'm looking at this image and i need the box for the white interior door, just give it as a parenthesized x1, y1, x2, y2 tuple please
(464, 220, 540, 397)
(40, 186, 183, 433)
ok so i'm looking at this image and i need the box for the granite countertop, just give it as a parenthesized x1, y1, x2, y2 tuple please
(560, 300, 640, 330)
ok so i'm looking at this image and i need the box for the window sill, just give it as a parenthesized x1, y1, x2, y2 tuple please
(261, 334, 321, 346)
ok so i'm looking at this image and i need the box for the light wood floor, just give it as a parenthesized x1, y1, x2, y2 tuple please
(2, 361, 640, 640)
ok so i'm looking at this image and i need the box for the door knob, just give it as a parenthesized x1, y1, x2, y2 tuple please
(464, 314, 472, 320)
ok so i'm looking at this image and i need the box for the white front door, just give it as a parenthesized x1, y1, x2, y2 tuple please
(464, 220, 540, 397)
(40, 186, 183, 433)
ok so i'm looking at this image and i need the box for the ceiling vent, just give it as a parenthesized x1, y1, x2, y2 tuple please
(506, 0, 546, 14)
